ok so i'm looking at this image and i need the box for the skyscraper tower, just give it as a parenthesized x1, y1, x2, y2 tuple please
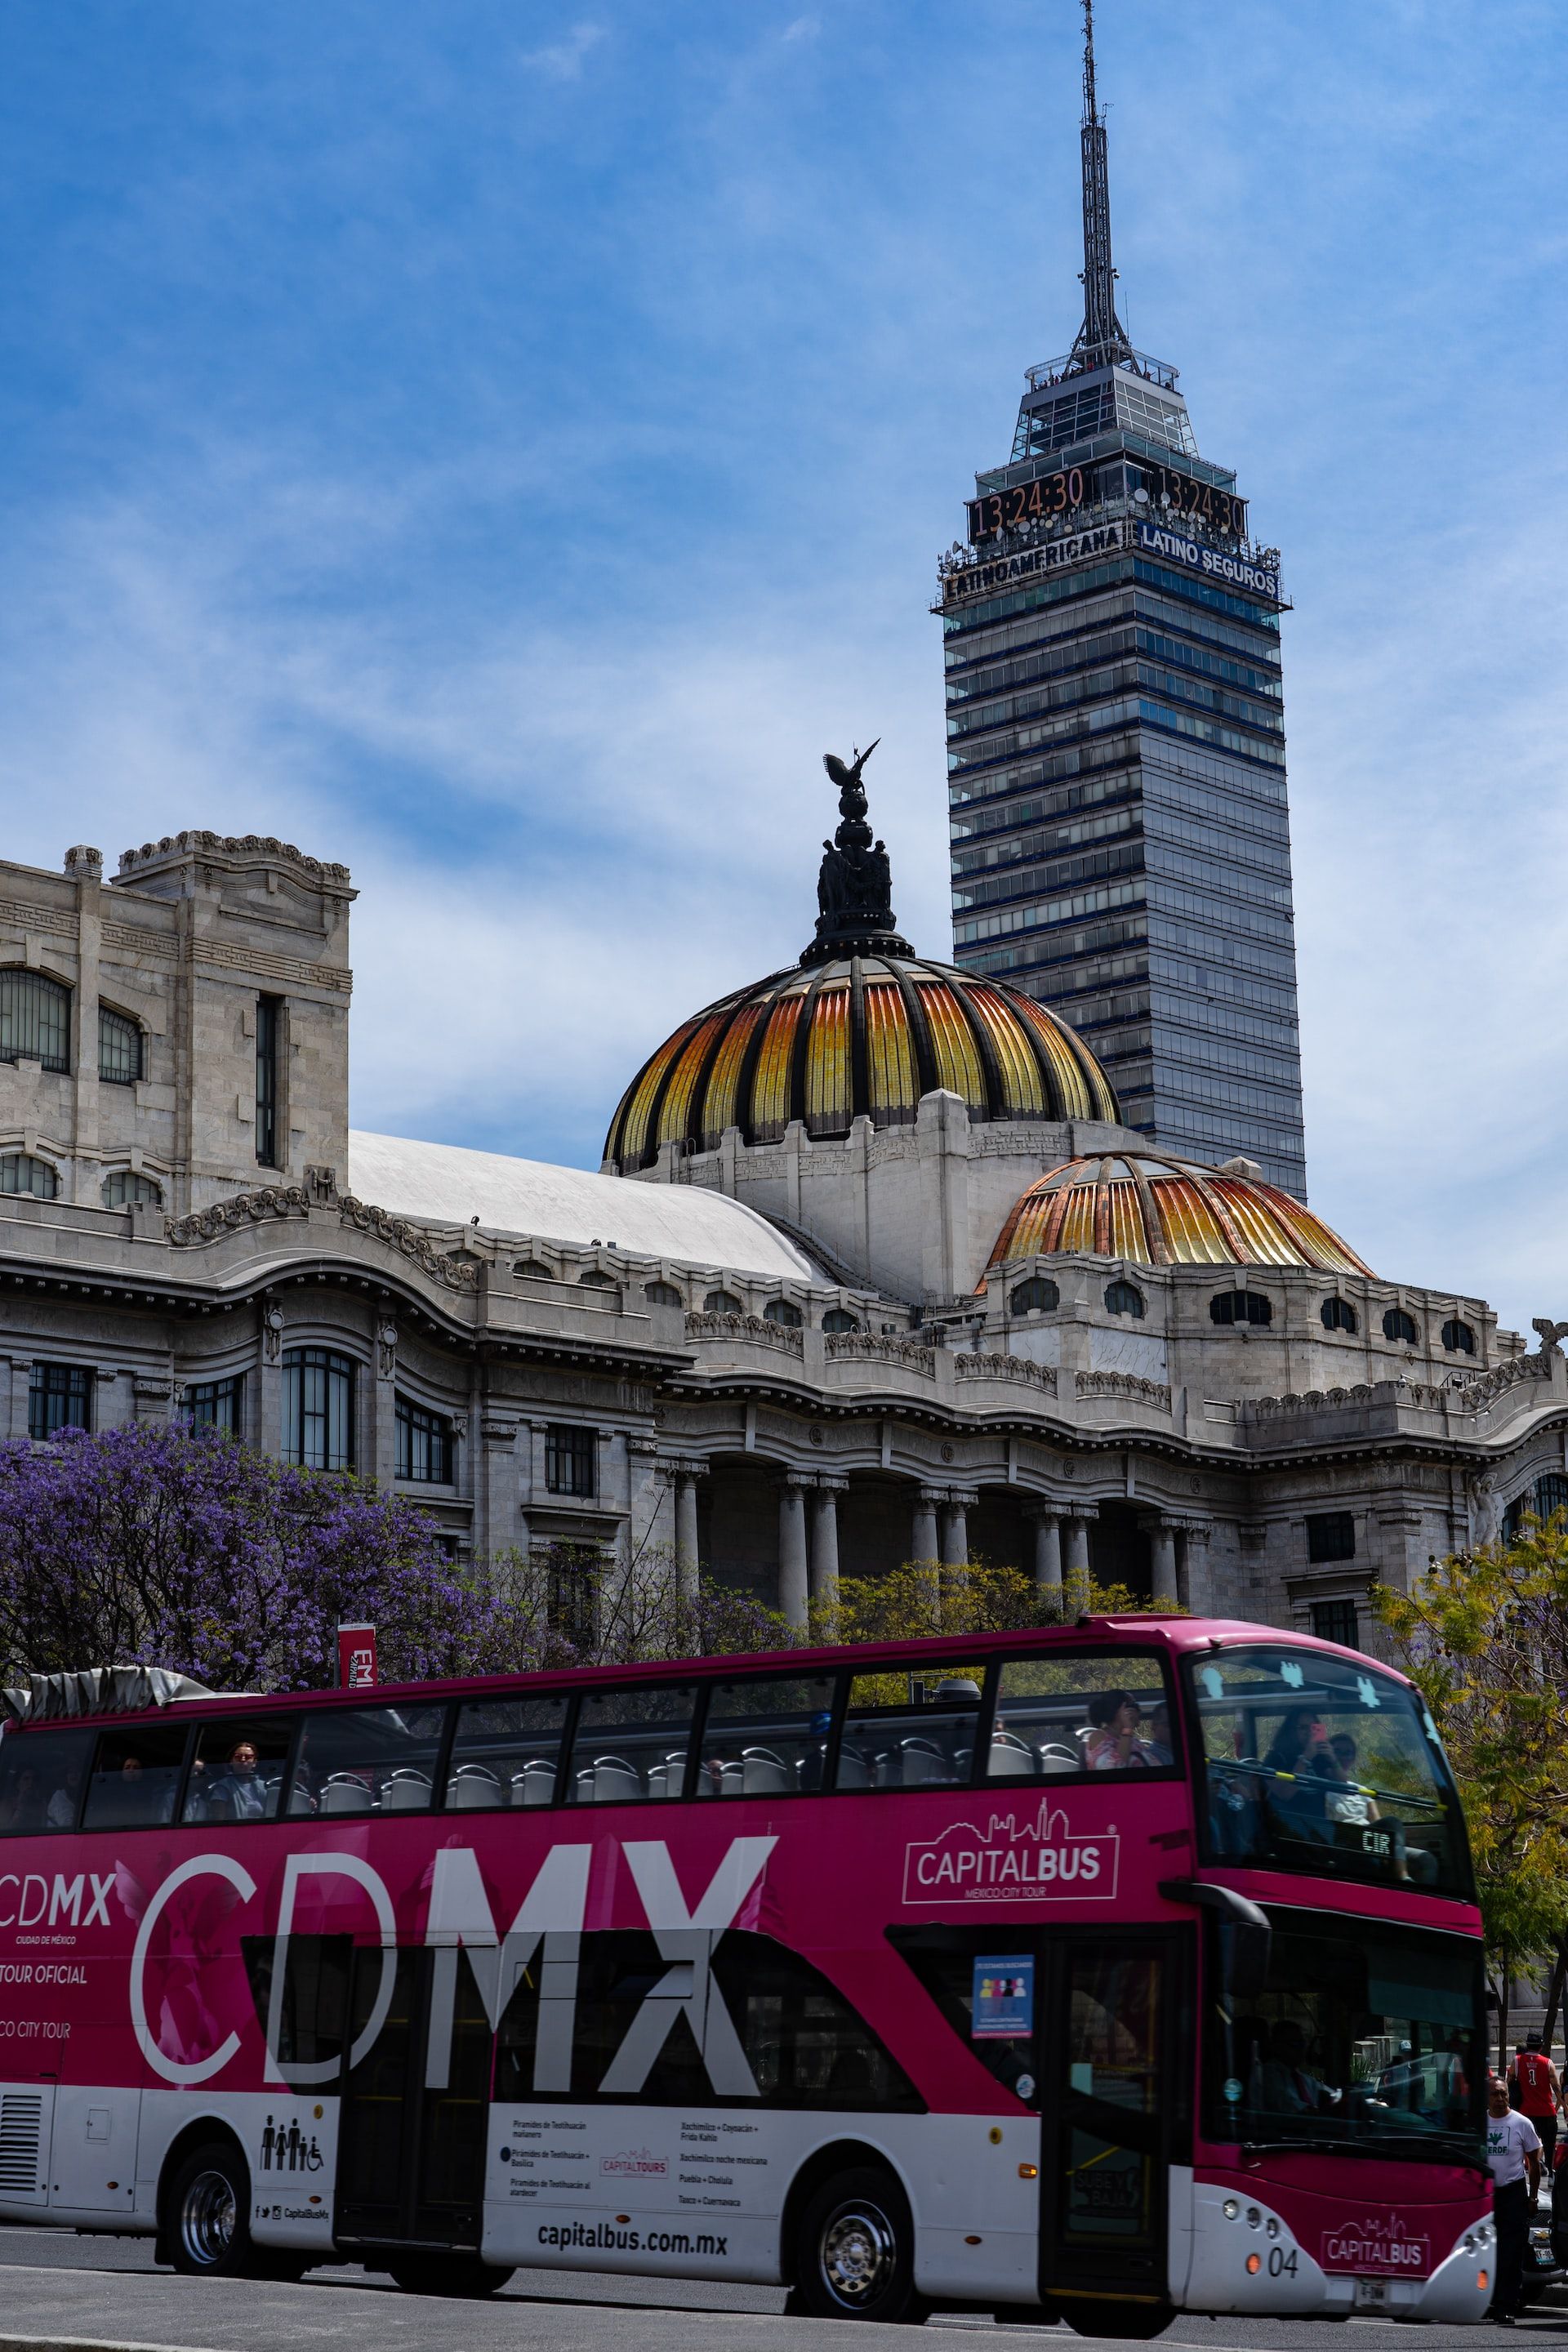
(936, 1, 1307, 1196)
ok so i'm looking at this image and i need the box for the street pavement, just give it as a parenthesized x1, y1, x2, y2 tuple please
(0, 2224, 1565, 2352)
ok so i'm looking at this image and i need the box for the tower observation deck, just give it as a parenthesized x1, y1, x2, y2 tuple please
(935, 1, 1307, 1197)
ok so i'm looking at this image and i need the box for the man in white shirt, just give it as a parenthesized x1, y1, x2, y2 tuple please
(1487, 2074, 1542, 2322)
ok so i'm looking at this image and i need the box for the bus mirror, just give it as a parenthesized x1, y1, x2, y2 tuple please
(1159, 1878, 1272, 1998)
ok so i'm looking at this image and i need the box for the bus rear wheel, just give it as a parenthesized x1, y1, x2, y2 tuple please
(385, 2254, 515, 2297)
(791, 2166, 927, 2325)
(165, 2140, 252, 2279)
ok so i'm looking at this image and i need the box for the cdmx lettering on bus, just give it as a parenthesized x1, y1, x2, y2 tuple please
(0, 1870, 114, 1929)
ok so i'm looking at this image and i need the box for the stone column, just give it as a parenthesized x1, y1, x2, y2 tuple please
(1150, 1519, 1180, 1608)
(777, 1474, 811, 1628)
(1027, 1507, 1063, 1598)
(675, 1462, 706, 1601)
(476, 1416, 519, 1559)
(911, 1486, 942, 1565)
(1179, 1521, 1212, 1615)
(1063, 1512, 1094, 1579)
(940, 1490, 974, 1568)
(809, 1477, 847, 1601)
(372, 1316, 398, 1488)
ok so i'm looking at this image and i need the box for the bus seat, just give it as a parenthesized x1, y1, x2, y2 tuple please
(742, 1748, 791, 1795)
(988, 1744, 1037, 1778)
(381, 1770, 431, 1812)
(514, 1762, 557, 1807)
(321, 1775, 375, 1815)
(718, 1762, 745, 1797)
(447, 1766, 502, 1808)
(899, 1739, 950, 1786)
(590, 1757, 643, 1803)
(1038, 1742, 1081, 1772)
(835, 1749, 870, 1790)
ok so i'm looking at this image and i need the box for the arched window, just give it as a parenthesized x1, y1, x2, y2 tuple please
(644, 1280, 683, 1307)
(0, 1152, 58, 1199)
(514, 1260, 552, 1279)
(577, 1269, 616, 1290)
(764, 1299, 804, 1329)
(704, 1289, 742, 1316)
(103, 1170, 162, 1209)
(0, 970, 69, 1073)
(1321, 1297, 1358, 1334)
(1382, 1307, 1419, 1345)
(1441, 1318, 1476, 1355)
(1009, 1275, 1060, 1316)
(98, 1007, 142, 1086)
(1503, 1475, 1568, 1542)
(1104, 1279, 1145, 1319)
(281, 1348, 355, 1473)
(1211, 1290, 1272, 1328)
(822, 1307, 860, 1334)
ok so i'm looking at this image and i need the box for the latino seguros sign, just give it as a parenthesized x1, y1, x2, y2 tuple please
(1134, 518, 1281, 603)
(902, 1802, 1120, 1904)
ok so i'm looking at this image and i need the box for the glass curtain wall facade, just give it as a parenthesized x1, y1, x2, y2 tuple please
(938, 363, 1308, 1198)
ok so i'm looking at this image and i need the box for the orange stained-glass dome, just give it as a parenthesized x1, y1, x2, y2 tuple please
(986, 1151, 1374, 1276)
(604, 952, 1120, 1173)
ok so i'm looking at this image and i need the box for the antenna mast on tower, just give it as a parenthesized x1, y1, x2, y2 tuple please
(1069, 0, 1133, 373)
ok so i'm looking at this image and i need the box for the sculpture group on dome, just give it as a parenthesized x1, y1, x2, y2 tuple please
(804, 740, 915, 966)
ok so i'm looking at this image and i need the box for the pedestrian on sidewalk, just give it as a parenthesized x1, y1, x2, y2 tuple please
(1510, 2032, 1563, 2176)
(1489, 2074, 1543, 2323)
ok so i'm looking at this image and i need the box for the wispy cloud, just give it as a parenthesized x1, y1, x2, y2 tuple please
(518, 21, 605, 81)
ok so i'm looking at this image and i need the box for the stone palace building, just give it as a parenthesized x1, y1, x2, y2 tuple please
(0, 786, 1562, 1655)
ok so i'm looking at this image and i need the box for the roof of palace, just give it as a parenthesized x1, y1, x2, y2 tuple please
(986, 1150, 1374, 1277)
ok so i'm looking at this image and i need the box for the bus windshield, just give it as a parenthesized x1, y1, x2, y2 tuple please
(1205, 1910, 1486, 2163)
(1184, 1644, 1472, 1898)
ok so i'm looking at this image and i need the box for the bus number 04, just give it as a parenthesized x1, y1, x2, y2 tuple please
(1267, 2245, 1298, 2278)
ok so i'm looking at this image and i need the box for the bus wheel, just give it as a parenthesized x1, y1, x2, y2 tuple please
(165, 2140, 252, 2279)
(386, 2255, 515, 2297)
(792, 2166, 927, 2324)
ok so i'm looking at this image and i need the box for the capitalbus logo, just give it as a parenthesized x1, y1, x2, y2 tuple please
(901, 1802, 1119, 1904)
(1321, 2216, 1431, 2276)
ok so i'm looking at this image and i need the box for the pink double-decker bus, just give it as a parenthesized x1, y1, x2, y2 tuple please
(0, 1616, 1491, 2332)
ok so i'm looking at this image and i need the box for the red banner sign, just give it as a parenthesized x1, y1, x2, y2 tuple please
(336, 1623, 377, 1689)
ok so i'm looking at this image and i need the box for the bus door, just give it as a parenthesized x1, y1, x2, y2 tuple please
(335, 1946, 492, 2253)
(1038, 1931, 1183, 2318)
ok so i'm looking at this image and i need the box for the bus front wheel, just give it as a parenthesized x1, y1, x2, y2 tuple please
(164, 2140, 252, 2279)
(790, 2166, 927, 2325)
(386, 2254, 515, 2297)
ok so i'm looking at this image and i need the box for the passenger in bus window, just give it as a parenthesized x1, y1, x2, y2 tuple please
(0, 1761, 47, 1833)
(1142, 1704, 1175, 1767)
(1083, 1689, 1143, 1769)
(45, 1753, 83, 1830)
(207, 1740, 270, 1822)
(1261, 1708, 1335, 1835)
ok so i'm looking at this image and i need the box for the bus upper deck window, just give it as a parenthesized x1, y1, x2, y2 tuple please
(286, 1704, 448, 1817)
(697, 1671, 839, 1797)
(83, 1724, 191, 1831)
(835, 1665, 984, 1792)
(183, 1717, 299, 1824)
(985, 1654, 1177, 1782)
(0, 1726, 92, 1834)
(448, 1692, 571, 1809)
(567, 1682, 698, 1804)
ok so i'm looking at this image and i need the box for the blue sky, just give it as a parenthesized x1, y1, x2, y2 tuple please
(1, 2, 1565, 1330)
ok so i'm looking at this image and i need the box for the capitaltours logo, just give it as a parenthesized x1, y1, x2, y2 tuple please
(902, 1802, 1119, 1904)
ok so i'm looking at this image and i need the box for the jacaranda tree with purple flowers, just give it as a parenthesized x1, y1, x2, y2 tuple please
(0, 1423, 566, 1691)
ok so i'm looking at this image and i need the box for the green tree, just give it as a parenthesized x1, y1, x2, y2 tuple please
(808, 1558, 1178, 1648)
(1375, 1517, 1568, 2064)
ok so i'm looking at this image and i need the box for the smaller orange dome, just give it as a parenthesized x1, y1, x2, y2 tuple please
(987, 1151, 1373, 1278)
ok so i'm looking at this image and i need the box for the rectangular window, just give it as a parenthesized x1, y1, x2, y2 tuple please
(82, 1724, 191, 1831)
(546, 1423, 597, 1498)
(1307, 1512, 1356, 1565)
(256, 994, 281, 1167)
(286, 1703, 449, 1816)
(281, 1348, 354, 1472)
(986, 1650, 1177, 1782)
(448, 1692, 572, 1811)
(567, 1682, 698, 1804)
(183, 1715, 298, 1824)
(1310, 1597, 1360, 1650)
(0, 1727, 92, 1836)
(394, 1396, 452, 1483)
(835, 1662, 984, 1792)
(697, 1670, 839, 1798)
(184, 1374, 243, 1436)
(28, 1361, 93, 1441)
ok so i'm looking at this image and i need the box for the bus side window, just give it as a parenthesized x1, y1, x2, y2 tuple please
(82, 1724, 191, 1831)
(697, 1671, 839, 1798)
(985, 1653, 1177, 1780)
(566, 1683, 699, 1804)
(0, 1726, 92, 1835)
(448, 1693, 572, 1810)
(184, 1716, 299, 1824)
(287, 1704, 449, 1816)
(834, 1665, 984, 1792)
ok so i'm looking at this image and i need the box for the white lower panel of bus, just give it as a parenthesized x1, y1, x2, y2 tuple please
(137, 2089, 339, 2252)
(485, 2101, 1045, 2301)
